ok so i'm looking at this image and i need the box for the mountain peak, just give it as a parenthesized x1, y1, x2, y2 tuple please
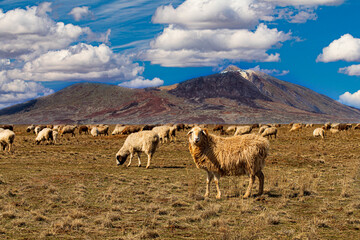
(221, 65, 242, 73)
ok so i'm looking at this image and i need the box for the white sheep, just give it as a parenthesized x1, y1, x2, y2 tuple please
(116, 130, 160, 169)
(0, 129, 15, 152)
(234, 126, 252, 136)
(258, 125, 270, 134)
(261, 127, 277, 139)
(313, 128, 325, 139)
(112, 124, 126, 135)
(169, 125, 177, 142)
(35, 128, 53, 145)
(152, 126, 170, 143)
(26, 124, 35, 133)
(59, 125, 77, 137)
(97, 125, 109, 136)
(188, 126, 269, 199)
(91, 127, 99, 137)
(53, 130, 59, 144)
(225, 125, 236, 134)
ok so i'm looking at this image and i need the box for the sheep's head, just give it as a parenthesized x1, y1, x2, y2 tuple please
(115, 148, 129, 166)
(187, 126, 208, 145)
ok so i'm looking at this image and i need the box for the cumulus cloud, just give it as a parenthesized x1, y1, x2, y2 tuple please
(317, 34, 360, 63)
(146, 23, 291, 67)
(6, 43, 144, 82)
(338, 64, 360, 76)
(0, 72, 53, 108)
(338, 90, 360, 108)
(265, 0, 344, 6)
(69, 6, 92, 21)
(153, 0, 273, 30)
(249, 65, 290, 76)
(119, 77, 164, 88)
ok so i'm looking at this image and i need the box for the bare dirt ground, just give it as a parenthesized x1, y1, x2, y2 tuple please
(0, 125, 360, 239)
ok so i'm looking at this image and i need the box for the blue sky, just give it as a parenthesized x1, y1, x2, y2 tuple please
(0, 0, 360, 108)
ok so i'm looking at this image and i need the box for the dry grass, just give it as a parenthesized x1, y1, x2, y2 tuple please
(0, 124, 360, 239)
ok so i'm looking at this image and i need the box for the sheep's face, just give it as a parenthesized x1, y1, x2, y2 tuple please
(116, 148, 129, 166)
(188, 127, 207, 145)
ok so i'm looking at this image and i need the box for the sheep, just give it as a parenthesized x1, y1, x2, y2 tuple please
(261, 127, 277, 139)
(175, 123, 185, 131)
(225, 125, 237, 134)
(289, 123, 302, 132)
(152, 126, 170, 143)
(141, 124, 156, 131)
(0, 129, 15, 152)
(234, 126, 252, 136)
(313, 128, 325, 139)
(354, 123, 360, 130)
(35, 128, 53, 145)
(330, 128, 339, 134)
(323, 122, 331, 130)
(112, 124, 126, 135)
(91, 127, 99, 137)
(116, 131, 160, 169)
(169, 125, 177, 142)
(251, 123, 260, 128)
(305, 124, 314, 128)
(35, 125, 46, 135)
(78, 125, 89, 135)
(121, 126, 141, 135)
(53, 130, 59, 144)
(1, 125, 13, 131)
(59, 125, 77, 137)
(26, 124, 35, 133)
(213, 125, 224, 132)
(97, 125, 109, 136)
(188, 126, 269, 199)
(258, 125, 270, 134)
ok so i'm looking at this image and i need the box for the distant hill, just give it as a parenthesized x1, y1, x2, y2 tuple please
(0, 66, 360, 124)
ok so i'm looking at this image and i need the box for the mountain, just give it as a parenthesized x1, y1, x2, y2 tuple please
(0, 67, 360, 124)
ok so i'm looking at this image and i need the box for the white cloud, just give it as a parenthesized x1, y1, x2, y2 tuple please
(6, 43, 143, 82)
(288, 10, 317, 23)
(153, 0, 274, 30)
(265, 0, 344, 6)
(338, 64, 360, 76)
(338, 90, 360, 108)
(69, 6, 92, 21)
(0, 72, 53, 108)
(119, 77, 164, 88)
(249, 65, 290, 76)
(146, 23, 291, 67)
(317, 34, 360, 63)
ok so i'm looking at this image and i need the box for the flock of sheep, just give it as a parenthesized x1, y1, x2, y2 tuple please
(0, 121, 357, 199)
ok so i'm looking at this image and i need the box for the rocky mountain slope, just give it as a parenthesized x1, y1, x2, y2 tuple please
(0, 66, 359, 124)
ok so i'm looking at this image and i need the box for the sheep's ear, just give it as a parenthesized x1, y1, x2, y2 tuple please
(187, 130, 192, 136)
(202, 129, 208, 136)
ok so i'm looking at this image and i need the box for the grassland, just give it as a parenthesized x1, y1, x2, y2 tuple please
(0, 125, 360, 239)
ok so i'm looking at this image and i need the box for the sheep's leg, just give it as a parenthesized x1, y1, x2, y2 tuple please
(213, 172, 221, 199)
(127, 153, 133, 167)
(145, 153, 152, 169)
(205, 171, 214, 198)
(243, 174, 255, 198)
(256, 171, 264, 196)
(137, 152, 142, 167)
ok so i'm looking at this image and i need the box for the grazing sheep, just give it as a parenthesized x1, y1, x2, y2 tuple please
(213, 125, 224, 132)
(258, 125, 270, 134)
(26, 124, 35, 133)
(234, 126, 252, 136)
(330, 128, 339, 134)
(354, 123, 360, 130)
(78, 125, 89, 135)
(91, 127, 99, 137)
(0, 129, 15, 152)
(141, 124, 156, 131)
(188, 126, 269, 199)
(35, 125, 46, 135)
(323, 122, 331, 130)
(261, 127, 277, 139)
(225, 125, 236, 134)
(59, 125, 77, 137)
(313, 128, 325, 139)
(169, 125, 177, 142)
(121, 126, 141, 135)
(97, 125, 109, 136)
(53, 125, 63, 131)
(289, 123, 302, 132)
(152, 126, 170, 143)
(112, 124, 126, 135)
(1, 125, 13, 131)
(251, 123, 260, 128)
(305, 124, 314, 128)
(116, 131, 160, 169)
(35, 128, 53, 145)
(175, 123, 185, 131)
(53, 131, 59, 144)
